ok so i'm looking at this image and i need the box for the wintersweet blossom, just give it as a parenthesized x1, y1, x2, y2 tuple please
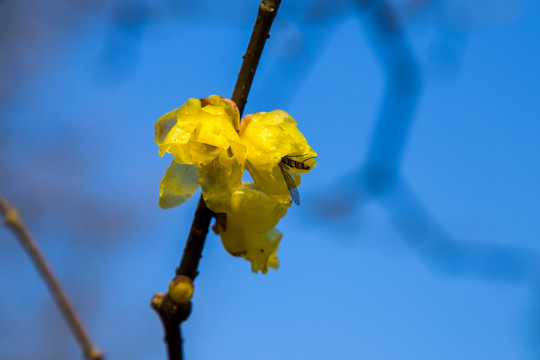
(239, 110, 317, 204)
(212, 182, 290, 274)
(155, 96, 317, 273)
(155, 95, 246, 212)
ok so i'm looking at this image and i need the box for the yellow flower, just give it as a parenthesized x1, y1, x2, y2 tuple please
(239, 110, 317, 204)
(155, 97, 317, 273)
(155, 95, 246, 212)
(213, 182, 290, 274)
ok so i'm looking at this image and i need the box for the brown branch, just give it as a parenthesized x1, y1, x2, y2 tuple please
(0, 194, 104, 360)
(176, 195, 214, 279)
(151, 1, 282, 359)
(231, 0, 282, 115)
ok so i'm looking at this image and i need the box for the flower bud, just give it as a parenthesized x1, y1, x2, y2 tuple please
(168, 275, 194, 303)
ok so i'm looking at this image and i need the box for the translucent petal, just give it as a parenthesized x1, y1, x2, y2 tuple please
(155, 96, 243, 168)
(156, 99, 202, 148)
(162, 120, 197, 147)
(198, 158, 243, 213)
(247, 163, 292, 204)
(214, 183, 290, 274)
(158, 161, 199, 209)
(155, 109, 177, 145)
(196, 115, 230, 149)
(207, 95, 240, 131)
(228, 139, 247, 165)
(240, 110, 317, 172)
(218, 146, 238, 167)
(264, 228, 282, 270)
(247, 233, 282, 274)
(177, 98, 204, 117)
(164, 143, 193, 164)
(188, 142, 221, 166)
(155, 96, 252, 215)
(240, 114, 282, 172)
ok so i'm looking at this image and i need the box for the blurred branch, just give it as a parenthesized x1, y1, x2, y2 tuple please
(0, 193, 104, 360)
(151, 1, 282, 359)
(357, 0, 422, 178)
(316, 0, 537, 285)
(382, 179, 540, 283)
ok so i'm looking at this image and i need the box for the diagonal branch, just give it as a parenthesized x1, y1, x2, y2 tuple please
(151, 1, 282, 359)
(231, 0, 282, 115)
(0, 194, 104, 360)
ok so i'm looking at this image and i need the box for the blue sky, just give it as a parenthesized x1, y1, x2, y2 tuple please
(1, 0, 539, 359)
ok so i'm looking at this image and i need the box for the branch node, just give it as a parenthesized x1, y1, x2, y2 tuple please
(260, 0, 276, 12)
(152, 293, 192, 323)
(3, 206, 21, 227)
(151, 293, 167, 311)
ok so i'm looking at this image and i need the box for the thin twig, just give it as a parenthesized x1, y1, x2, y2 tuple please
(0, 194, 104, 360)
(231, 0, 282, 115)
(176, 195, 214, 279)
(151, 1, 282, 359)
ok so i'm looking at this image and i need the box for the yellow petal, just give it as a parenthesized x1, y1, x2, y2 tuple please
(264, 228, 282, 270)
(156, 96, 250, 212)
(228, 139, 247, 165)
(214, 182, 291, 274)
(247, 163, 292, 204)
(158, 119, 198, 161)
(156, 99, 202, 148)
(177, 98, 204, 117)
(155, 96, 243, 168)
(158, 161, 199, 209)
(195, 114, 231, 149)
(198, 158, 243, 213)
(247, 233, 282, 274)
(155, 109, 177, 145)
(240, 109, 317, 172)
(217, 146, 239, 167)
(163, 142, 193, 164)
(188, 141, 221, 166)
(206, 95, 240, 131)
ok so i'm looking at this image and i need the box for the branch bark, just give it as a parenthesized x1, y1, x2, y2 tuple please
(0, 194, 104, 360)
(151, 1, 282, 359)
(231, 0, 282, 115)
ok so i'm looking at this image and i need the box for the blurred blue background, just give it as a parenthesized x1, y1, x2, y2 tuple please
(1, 0, 539, 359)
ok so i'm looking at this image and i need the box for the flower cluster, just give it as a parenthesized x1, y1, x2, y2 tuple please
(155, 95, 317, 273)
